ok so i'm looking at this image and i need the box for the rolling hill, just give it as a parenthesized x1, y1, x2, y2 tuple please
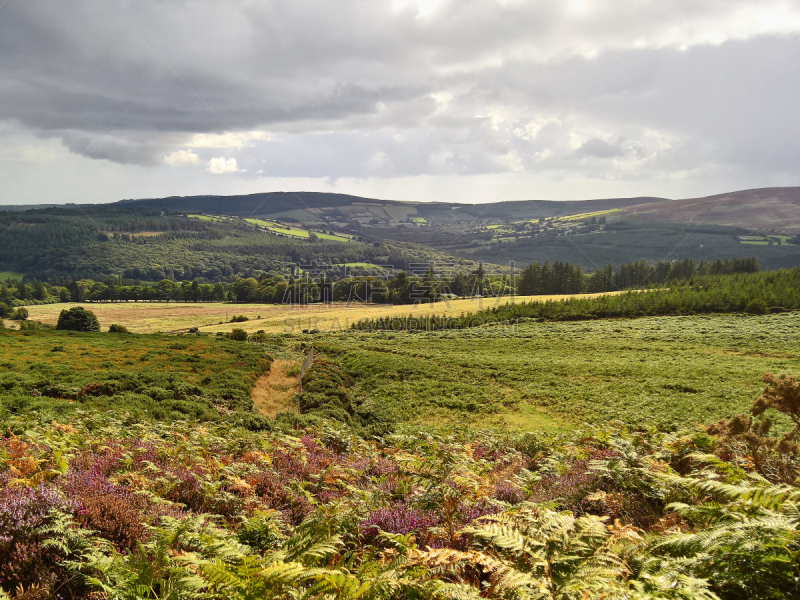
(617, 187, 800, 233)
(1, 187, 799, 277)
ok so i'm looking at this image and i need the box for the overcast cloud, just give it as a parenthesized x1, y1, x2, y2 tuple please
(0, 0, 798, 204)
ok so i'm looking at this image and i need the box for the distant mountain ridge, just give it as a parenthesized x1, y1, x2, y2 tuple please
(115, 191, 668, 220)
(3, 186, 799, 232)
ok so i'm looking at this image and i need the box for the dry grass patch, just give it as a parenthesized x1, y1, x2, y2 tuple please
(252, 359, 301, 417)
(23, 292, 626, 335)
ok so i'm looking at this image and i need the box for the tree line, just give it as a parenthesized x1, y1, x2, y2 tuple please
(353, 267, 800, 330)
(0, 256, 764, 314)
(518, 256, 760, 295)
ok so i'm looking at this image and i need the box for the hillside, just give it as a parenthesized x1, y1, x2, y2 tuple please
(0, 207, 478, 282)
(2, 187, 799, 278)
(618, 187, 800, 232)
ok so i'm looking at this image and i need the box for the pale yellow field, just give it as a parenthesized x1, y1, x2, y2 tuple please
(23, 291, 624, 334)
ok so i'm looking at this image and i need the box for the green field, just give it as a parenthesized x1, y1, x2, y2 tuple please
(305, 312, 800, 431)
(559, 208, 621, 222)
(244, 218, 351, 242)
(0, 271, 23, 281)
(5, 312, 797, 432)
(187, 213, 226, 222)
(739, 234, 793, 245)
(341, 262, 386, 269)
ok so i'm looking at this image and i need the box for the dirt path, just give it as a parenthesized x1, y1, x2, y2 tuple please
(252, 359, 301, 416)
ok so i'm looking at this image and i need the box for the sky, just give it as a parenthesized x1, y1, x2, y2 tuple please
(0, 0, 799, 206)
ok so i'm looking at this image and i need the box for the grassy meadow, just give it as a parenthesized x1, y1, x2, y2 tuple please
(313, 312, 800, 431)
(0, 271, 23, 281)
(4, 309, 798, 432)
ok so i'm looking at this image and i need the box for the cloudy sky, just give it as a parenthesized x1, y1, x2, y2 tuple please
(1, 0, 799, 205)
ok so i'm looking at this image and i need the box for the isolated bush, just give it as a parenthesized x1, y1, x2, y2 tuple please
(230, 315, 249, 322)
(56, 306, 100, 331)
(108, 323, 129, 333)
(230, 328, 248, 341)
(744, 299, 769, 315)
(11, 306, 28, 320)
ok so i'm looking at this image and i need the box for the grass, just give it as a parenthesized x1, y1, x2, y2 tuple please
(4, 310, 799, 433)
(0, 271, 24, 281)
(22, 293, 625, 335)
(559, 209, 621, 222)
(0, 328, 270, 421)
(187, 214, 225, 222)
(243, 218, 351, 242)
(340, 262, 386, 269)
(314, 312, 800, 431)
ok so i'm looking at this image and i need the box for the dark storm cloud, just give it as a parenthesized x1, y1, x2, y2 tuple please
(0, 0, 798, 183)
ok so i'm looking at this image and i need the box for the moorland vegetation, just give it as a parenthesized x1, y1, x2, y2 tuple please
(3, 192, 800, 598)
(2, 372, 800, 599)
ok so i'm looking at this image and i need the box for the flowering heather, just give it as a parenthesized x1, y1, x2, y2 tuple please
(361, 501, 502, 549)
(0, 485, 81, 591)
(360, 504, 439, 545)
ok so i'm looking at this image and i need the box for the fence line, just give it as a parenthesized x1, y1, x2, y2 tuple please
(299, 347, 314, 394)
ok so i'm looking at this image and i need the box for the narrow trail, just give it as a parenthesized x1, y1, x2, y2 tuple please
(252, 359, 301, 416)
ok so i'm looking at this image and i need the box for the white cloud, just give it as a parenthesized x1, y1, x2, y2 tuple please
(188, 131, 272, 148)
(207, 157, 241, 174)
(164, 149, 200, 166)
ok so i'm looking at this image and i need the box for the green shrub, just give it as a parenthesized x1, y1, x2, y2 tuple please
(0, 302, 10, 318)
(231, 411, 273, 432)
(19, 321, 54, 330)
(230, 315, 249, 323)
(108, 324, 129, 333)
(230, 328, 248, 341)
(745, 299, 769, 315)
(56, 307, 100, 332)
(12, 307, 29, 320)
